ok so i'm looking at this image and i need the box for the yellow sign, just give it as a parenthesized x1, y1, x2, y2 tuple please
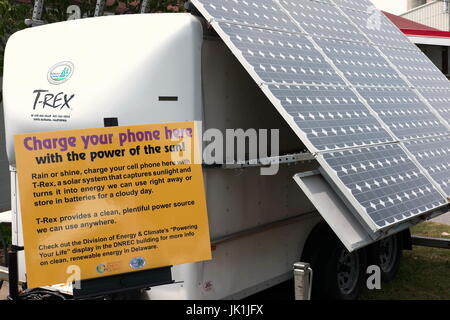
(14, 122, 211, 288)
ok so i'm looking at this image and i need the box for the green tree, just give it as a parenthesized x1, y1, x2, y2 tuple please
(0, 0, 185, 251)
(0, 0, 184, 75)
(0, 0, 31, 75)
(43, 0, 184, 22)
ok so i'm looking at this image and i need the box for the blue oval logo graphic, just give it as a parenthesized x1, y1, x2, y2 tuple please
(48, 61, 74, 85)
(96, 264, 107, 274)
(129, 257, 146, 270)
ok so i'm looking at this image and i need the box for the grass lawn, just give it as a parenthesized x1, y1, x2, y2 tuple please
(361, 221, 450, 300)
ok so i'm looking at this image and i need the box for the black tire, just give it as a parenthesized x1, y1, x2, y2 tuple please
(303, 223, 367, 300)
(367, 234, 402, 283)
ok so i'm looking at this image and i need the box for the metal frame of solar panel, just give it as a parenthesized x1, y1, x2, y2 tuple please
(356, 86, 448, 140)
(265, 83, 394, 151)
(314, 37, 408, 87)
(317, 144, 447, 232)
(418, 88, 450, 124)
(190, 0, 450, 238)
(404, 136, 450, 196)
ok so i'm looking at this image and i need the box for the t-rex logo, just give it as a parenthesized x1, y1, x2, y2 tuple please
(32, 89, 75, 110)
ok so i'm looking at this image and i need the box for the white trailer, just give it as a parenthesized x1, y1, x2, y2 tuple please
(2, 12, 447, 300)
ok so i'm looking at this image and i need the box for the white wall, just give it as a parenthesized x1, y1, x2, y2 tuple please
(371, 0, 408, 15)
(402, 0, 450, 31)
(407, 0, 431, 11)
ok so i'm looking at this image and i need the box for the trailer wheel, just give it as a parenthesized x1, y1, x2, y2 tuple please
(302, 222, 367, 300)
(324, 241, 367, 300)
(367, 234, 402, 282)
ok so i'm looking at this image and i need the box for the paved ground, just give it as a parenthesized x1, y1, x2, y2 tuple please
(432, 211, 450, 225)
(0, 281, 9, 300)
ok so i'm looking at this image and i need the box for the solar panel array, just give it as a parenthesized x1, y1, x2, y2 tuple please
(356, 87, 448, 140)
(405, 136, 450, 196)
(318, 145, 447, 228)
(315, 37, 407, 87)
(342, 6, 418, 50)
(381, 46, 450, 89)
(280, 0, 367, 42)
(418, 88, 450, 124)
(218, 23, 345, 85)
(268, 84, 393, 151)
(191, 0, 450, 234)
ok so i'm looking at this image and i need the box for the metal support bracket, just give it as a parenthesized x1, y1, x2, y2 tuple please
(293, 262, 313, 300)
(412, 235, 450, 249)
(25, 0, 45, 27)
(94, 0, 106, 17)
(140, 0, 150, 13)
(203, 152, 315, 170)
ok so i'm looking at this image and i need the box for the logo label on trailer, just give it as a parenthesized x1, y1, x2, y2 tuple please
(30, 89, 75, 123)
(129, 257, 146, 269)
(47, 61, 74, 85)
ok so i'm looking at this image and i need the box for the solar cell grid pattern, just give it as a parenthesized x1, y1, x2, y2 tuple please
(278, 0, 367, 42)
(331, 0, 375, 12)
(381, 46, 450, 89)
(321, 145, 447, 228)
(340, 7, 418, 50)
(191, 0, 450, 230)
(193, 0, 297, 32)
(418, 88, 450, 124)
(218, 22, 345, 85)
(357, 87, 449, 140)
(315, 37, 408, 87)
(268, 84, 394, 151)
(405, 136, 450, 196)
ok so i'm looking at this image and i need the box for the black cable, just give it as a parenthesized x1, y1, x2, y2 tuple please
(12, 288, 67, 300)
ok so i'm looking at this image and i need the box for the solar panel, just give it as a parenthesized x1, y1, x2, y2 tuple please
(268, 84, 394, 151)
(315, 37, 408, 87)
(332, 0, 375, 12)
(191, 0, 297, 32)
(357, 87, 449, 140)
(404, 136, 450, 196)
(218, 22, 345, 85)
(278, 0, 367, 42)
(190, 0, 450, 234)
(340, 7, 418, 50)
(418, 88, 450, 124)
(381, 46, 450, 89)
(318, 144, 447, 231)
